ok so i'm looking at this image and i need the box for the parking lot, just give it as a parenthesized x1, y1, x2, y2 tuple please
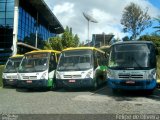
(0, 85, 160, 114)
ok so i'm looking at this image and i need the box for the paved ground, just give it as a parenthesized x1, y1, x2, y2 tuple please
(0, 85, 160, 115)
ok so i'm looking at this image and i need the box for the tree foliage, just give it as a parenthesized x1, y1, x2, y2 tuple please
(44, 37, 63, 51)
(121, 2, 152, 40)
(153, 16, 160, 33)
(122, 36, 130, 41)
(139, 33, 160, 47)
(74, 34, 80, 47)
(43, 26, 80, 51)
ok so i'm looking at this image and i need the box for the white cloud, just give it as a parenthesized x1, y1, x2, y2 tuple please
(45, 0, 160, 42)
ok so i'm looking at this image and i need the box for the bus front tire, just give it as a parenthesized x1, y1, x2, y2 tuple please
(91, 80, 98, 91)
(3, 82, 7, 88)
(146, 89, 154, 95)
(112, 88, 118, 93)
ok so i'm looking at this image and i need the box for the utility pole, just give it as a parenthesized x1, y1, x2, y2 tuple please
(83, 12, 98, 47)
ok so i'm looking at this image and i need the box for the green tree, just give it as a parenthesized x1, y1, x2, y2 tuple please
(139, 34, 160, 47)
(122, 36, 130, 41)
(121, 2, 152, 40)
(153, 16, 160, 33)
(43, 26, 80, 50)
(43, 36, 63, 51)
(73, 34, 80, 47)
(61, 26, 79, 48)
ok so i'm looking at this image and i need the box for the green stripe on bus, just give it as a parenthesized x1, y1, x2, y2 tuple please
(48, 79, 53, 87)
(100, 66, 108, 71)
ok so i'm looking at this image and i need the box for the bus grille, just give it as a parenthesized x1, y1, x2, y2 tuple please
(23, 76, 37, 80)
(6, 75, 17, 79)
(118, 74, 143, 79)
(63, 75, 82, 79)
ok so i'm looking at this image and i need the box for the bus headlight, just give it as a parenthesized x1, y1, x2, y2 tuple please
(56, 71, 61, 79)
(41, 72, 47, 80)
(107, 70, 114, 79)
(148, 69, 156, 80)
(85, 70, 93, 78)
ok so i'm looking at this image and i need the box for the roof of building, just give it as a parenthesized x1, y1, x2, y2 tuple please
(62, 47, 105, 53)
(28, 0, 64, 34)
(25, 50, 61, 55)
(92, 34, 114, 43)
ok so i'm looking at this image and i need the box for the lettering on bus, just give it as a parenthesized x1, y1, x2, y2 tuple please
(27, 53, 48, 58)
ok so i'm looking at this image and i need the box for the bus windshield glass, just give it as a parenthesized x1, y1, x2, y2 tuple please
(108, 43, 156, 70)
(4, 57, 22, 73)
(57, 50, 93, 71)
(18, 53, 49, 73)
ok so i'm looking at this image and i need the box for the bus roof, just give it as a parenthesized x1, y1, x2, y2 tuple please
(25, 50, 61, 55)
(111, 41, 154, 46)
(10, 54, 23, 58)
(62, 47, 105, 53)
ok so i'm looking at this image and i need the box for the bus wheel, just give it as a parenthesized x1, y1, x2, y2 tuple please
(91, 80, 98, 91)
(51, 83, 59, 91)
(3, 82, 7, 88)
(112, 88, 118, 93)
(146, 89, 154, 95)
(3, 85, 6, 88)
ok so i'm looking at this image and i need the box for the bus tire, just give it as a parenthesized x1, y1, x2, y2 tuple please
(3, 82, 7, 88)
(51, 81, 59, 91)
(3, 84, 6, 88)
(91, 80, 98, 91)
(146, 89, 154, 95)
(112, 88, 118, 93)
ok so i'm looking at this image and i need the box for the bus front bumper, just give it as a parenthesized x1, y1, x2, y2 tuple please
(56, 78, 94, 88)
(17, 80, 49, 88)
(108, 79, 157, 90)
(3, 79, 17, 86)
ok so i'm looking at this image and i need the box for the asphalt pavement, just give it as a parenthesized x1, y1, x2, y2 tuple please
(0, 86, 160, 119)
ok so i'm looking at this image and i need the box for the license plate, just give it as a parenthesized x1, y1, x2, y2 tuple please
(126, 81, 135, 84)
(26, 80, 32, 83)
(9, 79, 13, 82)
(69, 80, 75, 83)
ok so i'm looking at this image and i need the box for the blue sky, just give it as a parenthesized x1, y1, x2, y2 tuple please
(150, 0, 160, 9)
(45, 0, 160, 42)
(141, 0, 160, 36)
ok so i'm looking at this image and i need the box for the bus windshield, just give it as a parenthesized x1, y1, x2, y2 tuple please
(18, 53, 49, 73)
(4, 57, 22, 73)
(108, 43, 156, 70)
(57, 50, 93, 71)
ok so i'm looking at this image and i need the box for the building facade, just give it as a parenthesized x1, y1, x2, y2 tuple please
(92, 34, 114, 47)
(0, 0, 64, 64)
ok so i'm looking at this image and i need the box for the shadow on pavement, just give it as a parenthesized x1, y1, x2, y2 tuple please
(54, 83, 107, 93)
(16, 87, 50, 93)
(91, 85, 160, 102)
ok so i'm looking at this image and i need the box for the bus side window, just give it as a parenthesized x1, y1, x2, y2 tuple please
(49, 54, 57, 72)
